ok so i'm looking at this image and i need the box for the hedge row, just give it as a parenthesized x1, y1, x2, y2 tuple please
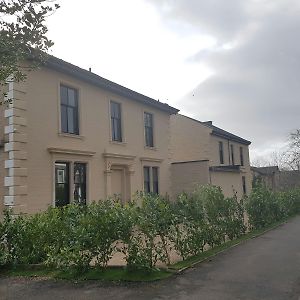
(1, 184, 300, 272)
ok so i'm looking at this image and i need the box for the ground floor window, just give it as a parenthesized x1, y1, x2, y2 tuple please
(55, 162, 70, 207)
(74, 163, 87, 205)
(152, 167, 159, 194)
(143, 166, 159, 194)
(242, 176, 246, 194)
(55, 161, 87, 207)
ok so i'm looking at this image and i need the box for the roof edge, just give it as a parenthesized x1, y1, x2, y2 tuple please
(177, 114, 251, 145)
(211, 131, 251, 145)
(44, 55, 179, 115)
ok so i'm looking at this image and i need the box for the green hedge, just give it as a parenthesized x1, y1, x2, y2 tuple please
(245, 184, 300, 229)
(1, 185, 300, 272)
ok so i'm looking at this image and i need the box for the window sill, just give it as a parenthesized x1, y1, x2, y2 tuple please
(144, 146, 157, 151)
(58, 133, 84, 140)
(110, 140, 127, 146)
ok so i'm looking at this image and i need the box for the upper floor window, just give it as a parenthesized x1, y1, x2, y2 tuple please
(240, 147, 244, 166)
(144, 112, 154, 147)
(231, 144, 235, 165)
(60, 85, 79, 135)
(219, 141, 224, 164)
(110, 101, 122, 142)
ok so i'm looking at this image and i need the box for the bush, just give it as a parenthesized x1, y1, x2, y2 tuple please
(124, 193, 173, 270)
(170, 192, 207, 260)
(245, 184, 300, 230)
(1, 185, 300, 271)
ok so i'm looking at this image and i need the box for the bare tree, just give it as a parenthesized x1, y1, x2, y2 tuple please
(252, 150, 285, 169)
(285, 129, 300, 171)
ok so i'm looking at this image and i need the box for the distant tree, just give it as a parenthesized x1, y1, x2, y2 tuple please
(252, 130, 300, 171)
(286, 129, 300, 171)
(251, 150, 288, 170)
(0, 0, 60, 86)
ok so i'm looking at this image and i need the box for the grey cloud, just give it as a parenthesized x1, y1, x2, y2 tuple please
(148, 0, 300, 156)
(148, 0, 248, 40)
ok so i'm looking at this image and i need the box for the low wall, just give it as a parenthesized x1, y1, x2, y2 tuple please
(171, 160, 210, 198)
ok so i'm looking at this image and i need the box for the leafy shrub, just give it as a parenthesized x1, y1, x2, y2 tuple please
(245, 184, 300, 230)
(170, 192, 206, 260)
(123, 193, 173, 270)
(1, 185, 300, 271)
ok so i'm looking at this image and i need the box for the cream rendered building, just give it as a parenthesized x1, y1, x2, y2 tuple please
(0, 56, 178, 216)
(0, 56, 252, 217)
(170, 115, 252, 198)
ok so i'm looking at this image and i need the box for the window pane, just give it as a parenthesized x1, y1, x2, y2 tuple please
(146, 129, 154, 147)
(144, 112, 152, 127)
(60, 86, 68, 105)
(144, 113, 149, 126)
(116, 103, 121, 118)
(111, 102, 122, 142)
(144, 167, 150, 193)
(242, 176, 246, 194)
(144, 113, 154, 147)
(111, 101, 121, 118)
(61, 105, 68, 133)
(55, 162, 70, 207)
(117, 119, 122, 141)
(111, 119, 115, 140)
(67, 107, 74, 133)
(240, 147, 244, 166)
(74, 163, 86, 205)
(219, 141, 224, 164)
(152, 167, 159, 194)
(111, 102, 116, 117)
(60, 85, 79, 135)
(73, 107, 79, 135)
(68, 88, 76, 107)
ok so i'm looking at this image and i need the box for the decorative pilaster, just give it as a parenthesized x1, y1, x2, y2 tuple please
(3, 79, 28, 214)
(104, 160, 112, 198)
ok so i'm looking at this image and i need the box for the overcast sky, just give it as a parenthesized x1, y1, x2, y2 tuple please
(47, 0, 300, 161)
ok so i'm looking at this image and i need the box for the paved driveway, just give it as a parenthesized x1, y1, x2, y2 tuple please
(1, 216, 300, 300)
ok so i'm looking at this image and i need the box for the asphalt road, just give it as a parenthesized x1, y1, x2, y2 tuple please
(1, 216, 300, 300)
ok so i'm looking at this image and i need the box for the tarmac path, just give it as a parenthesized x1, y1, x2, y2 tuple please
(1, 216, 300, 300)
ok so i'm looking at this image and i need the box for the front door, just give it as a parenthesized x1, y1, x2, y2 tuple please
(111, 168, 124, 202)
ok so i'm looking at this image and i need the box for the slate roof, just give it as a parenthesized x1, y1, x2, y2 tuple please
(181, 115, 251, 145)
(202, 121, 251, 145)
(45, 55, 179, 115)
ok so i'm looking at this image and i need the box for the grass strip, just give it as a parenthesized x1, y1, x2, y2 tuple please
(1, 265, 172, 282)
(169, 217, 291, 271)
